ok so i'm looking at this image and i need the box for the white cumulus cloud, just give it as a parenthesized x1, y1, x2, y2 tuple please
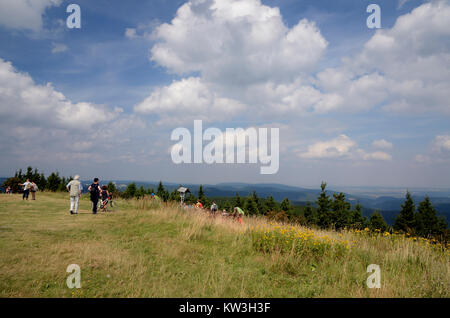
(372, 139, 393, 149)
(299, 135, 392, 161)
(0, 0, 61, 31)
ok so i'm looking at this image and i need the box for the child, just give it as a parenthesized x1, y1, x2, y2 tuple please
(100, 185, 110, 212)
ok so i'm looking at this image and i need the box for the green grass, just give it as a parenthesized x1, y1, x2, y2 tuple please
(0, 192, 448, 297)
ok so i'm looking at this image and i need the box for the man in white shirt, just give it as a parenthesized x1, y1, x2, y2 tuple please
(18, 179, 32, 200)
(66, 175, 83, 214)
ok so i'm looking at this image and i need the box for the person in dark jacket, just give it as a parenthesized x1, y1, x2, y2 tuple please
(88, 178, 102, 214)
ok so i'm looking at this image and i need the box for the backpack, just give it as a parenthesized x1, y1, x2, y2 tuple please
(90, 183, 99, 197)
(69, 180, 80, 197)
(211, 204, 218, 211)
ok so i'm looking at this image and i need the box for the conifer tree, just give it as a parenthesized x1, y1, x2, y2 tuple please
(352, 202, 365, 229)
(252, 190, 265, 214)
(157, 181, 165, 198)
(369, 210, 388, 232)
(244, 196, 259, 215)
(46, 172, 61, 192)
(415, 196, 447, 236)
(124, 183, 137, 198)
(394, 191, 416, 233)
(107, 182, 117, 194)
(280, 198, 293, 214)
(303, 201, 318, 225)
(264, 195, 277, 214)
(234, 193, 242, 207)
(316, 182, 332, 228)
(331, 192, 352, 229)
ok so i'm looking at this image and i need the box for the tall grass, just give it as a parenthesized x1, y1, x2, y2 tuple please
(0, 192, 448, 297)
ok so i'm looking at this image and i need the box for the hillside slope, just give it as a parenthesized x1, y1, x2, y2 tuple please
(0, 193, 448, 297)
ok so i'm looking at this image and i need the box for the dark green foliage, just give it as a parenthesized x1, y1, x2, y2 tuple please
(136, 186, 146, 199)
(244, 195, 259, 215)
(415, 196, 448, 236)
(369, 210, 388, 232)
(331, 192, 352, 230)
(252, 190, 265, 214)
(107, 182, 117, 195)
(157, 181, 165, 198)
(197, 185, 210, 207)
(169, 189, 179, 201)
(303, 201, 318, 225)
(394, 191, 416, 233)
(352, 203, 365, 229)
(316, 181, 332, 228)
(124, 183, 137, 199)
(162, 189, 170, 202)
(280, 198, 293, 214)
(223, 200, 232, 213)
(2, 177, 22, 193)
(46, 172, 62, 192)
(234, 193, 242, 207)
(37, 173, 47, 190)
(264, 195, 277, 214)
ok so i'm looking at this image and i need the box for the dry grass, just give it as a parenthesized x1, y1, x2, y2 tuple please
(0, 192, 448, 297)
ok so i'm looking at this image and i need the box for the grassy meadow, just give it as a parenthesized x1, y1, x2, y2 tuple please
(0, 192, 448, 298)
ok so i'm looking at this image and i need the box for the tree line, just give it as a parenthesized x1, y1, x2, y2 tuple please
(3, 167, 448, 240)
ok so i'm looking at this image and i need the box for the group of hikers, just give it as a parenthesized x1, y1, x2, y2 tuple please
(11, 176, 246, 222)
(66, 176, 113, 215)
(186, 199, 245, 224)
(15, 179, 39, 200)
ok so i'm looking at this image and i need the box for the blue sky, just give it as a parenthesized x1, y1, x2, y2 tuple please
(0, 0, 449, 188)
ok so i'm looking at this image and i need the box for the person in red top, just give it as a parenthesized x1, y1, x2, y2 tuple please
(195, 199, 203, 209)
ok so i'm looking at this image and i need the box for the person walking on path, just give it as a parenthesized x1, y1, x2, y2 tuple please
(88, 178, 102, 214)
(30, 182, 38, 200)
(67, 175, 83, 215)
(18, 179, 32, 200)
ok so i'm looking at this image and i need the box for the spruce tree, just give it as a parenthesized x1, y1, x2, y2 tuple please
(415, 196, 447, 236)
(244, 196, 259, 215)
(25, 166, 33, 181)
(124, 183, 137, 198)
(234, 193, 242, 207)
(157, 181, 165, 198)
(303, 201, 318, 225)
(198, 185, 205, 201)
(264, 195, 277, 214)
(136, 186, 145, 199)
(38, 173, 46, 190)
(394, 191, 416, 233)
(352, 202, 365, 229)
(316, 182, 331, 228)
(331, 192, 352, 230)
(252, 191, 265, 214)
(46, 172, 61, 192)
(169, 189, 179, 201)
(107, 182, 117, 194)
(280, 198, 293, 214)
(369, 210, 388, 232)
